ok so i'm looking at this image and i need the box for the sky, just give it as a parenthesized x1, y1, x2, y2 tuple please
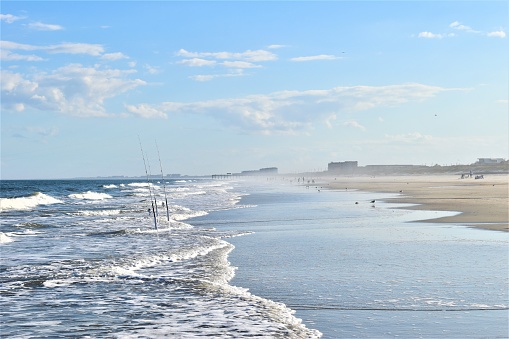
(1, 1, 508, 179)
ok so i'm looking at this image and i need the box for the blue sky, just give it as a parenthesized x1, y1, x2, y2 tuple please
(1, 1, 507, 179)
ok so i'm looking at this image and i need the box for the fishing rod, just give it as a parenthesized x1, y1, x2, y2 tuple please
(156, 140, 170, 222)
(138, 136, 158, 231)
(146, 155, 160, 219)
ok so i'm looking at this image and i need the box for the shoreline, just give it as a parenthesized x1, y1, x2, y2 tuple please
(321, 173, 508, 232)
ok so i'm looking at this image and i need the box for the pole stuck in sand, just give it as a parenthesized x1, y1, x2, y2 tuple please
(156, 140, 171, 222)
(138, 135, 158, 231)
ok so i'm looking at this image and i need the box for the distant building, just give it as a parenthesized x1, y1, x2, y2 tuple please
(328, 161, 358, 173)
(259, 167, 278, 174)
(477, 158, 505, 164)
(238, 167, 279, 176)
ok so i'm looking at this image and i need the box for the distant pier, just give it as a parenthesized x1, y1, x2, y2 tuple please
(212, 173, 239, 180)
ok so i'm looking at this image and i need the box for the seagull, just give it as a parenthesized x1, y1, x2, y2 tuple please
(370, 200, 376, 203)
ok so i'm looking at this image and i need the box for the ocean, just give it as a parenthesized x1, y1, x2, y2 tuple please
(1, 178, 507, 338)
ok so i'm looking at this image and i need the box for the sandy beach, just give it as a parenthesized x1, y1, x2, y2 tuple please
(323, 174, 509, 232)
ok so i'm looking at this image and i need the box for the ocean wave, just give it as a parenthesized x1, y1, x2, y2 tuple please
(103, 184, 118, 189)
(0, 192, 63, 212)
(69, 191, 113, 200)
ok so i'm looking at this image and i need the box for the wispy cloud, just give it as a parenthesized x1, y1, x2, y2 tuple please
(290, 54, 340, 62)
(190, 70, 245, 82)
(177, 58, 216, 67)
(342, 120, 366, 131)
(177, 48, 277, 62)
(449, 21, 479, 33)
(221, 60, 261, 69)
(267, 44, 287, 49)
(28, 22, 64, 31)
(1, 40, 105, 58)
(0, 49, 44, 61)
(176, 48, 277, 80)
(418, 21, 506, 39)
(0, 40, 133, 62)
(418, 31, 455, 39)
(125, 104, 167, 119)
(101, 52, 129, 61)
(124, 83, 461, 134)
(0, 14, 26, 23)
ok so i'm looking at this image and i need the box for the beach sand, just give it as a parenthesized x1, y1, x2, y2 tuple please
(323, 174, 509, 232)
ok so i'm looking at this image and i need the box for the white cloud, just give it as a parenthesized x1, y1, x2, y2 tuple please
(176, 48, 277, 80)
(267, 44, 287, 49)
(190, 74, 215, 82)
(418, 31, 454, 39)
(45, 42, 103, 56)
(189, 70, 245, 82)
(1, 65, 146, 117)
(342, 120, 366, 131)
(487, 30, 506, 38)
(176, 48, 277, 62)
(0, 49, 44, 61)
(420, 22, 505, 40)
(143, 64, 160, 74)
(449, 21, 478, 33)
(1, 40, 105, 58)
(0, 41, 39, 51)
(101, 52, 129, 60)
(28, 22, 64, 31)
(125, 104, 167, 119)
(178, 58, 216, 67)
(221, 61, 261, 68)
(290, 54, 339, 62)
(0, 14, 25, 23)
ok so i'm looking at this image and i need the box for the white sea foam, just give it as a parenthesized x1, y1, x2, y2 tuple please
(0, 232, 14, 244)
(0, 192, 63, 212)
(69, 191, 113, 200)
(170, 205, 208, 221)
(103, 184, 118, 189)
(128, 182, 159, 189)
(128, 182, 150, 187)
(72, 209, 121, 216)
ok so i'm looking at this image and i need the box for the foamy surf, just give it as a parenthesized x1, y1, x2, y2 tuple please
(69, 191, 113, 200)
(0, 192, 63, 212)
(0, 232, 14, 243)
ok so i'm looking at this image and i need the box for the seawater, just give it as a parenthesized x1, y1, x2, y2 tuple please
(1, 179, 507, 338)
(1, 179, 320, 338)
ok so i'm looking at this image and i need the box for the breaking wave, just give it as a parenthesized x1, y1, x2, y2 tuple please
(69, 191, 113, 200)
(0, 192, 63, 212)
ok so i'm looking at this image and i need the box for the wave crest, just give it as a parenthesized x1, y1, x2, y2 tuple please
(69, 191, 113, 200)
(0, 192, 63, 212)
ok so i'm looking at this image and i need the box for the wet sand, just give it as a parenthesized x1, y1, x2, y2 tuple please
(324, 174, 509, 232)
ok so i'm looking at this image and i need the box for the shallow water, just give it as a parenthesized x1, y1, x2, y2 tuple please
(190, 182, 509, 338)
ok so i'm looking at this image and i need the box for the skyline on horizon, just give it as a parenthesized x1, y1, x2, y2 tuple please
(1, 1, 508, 179)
